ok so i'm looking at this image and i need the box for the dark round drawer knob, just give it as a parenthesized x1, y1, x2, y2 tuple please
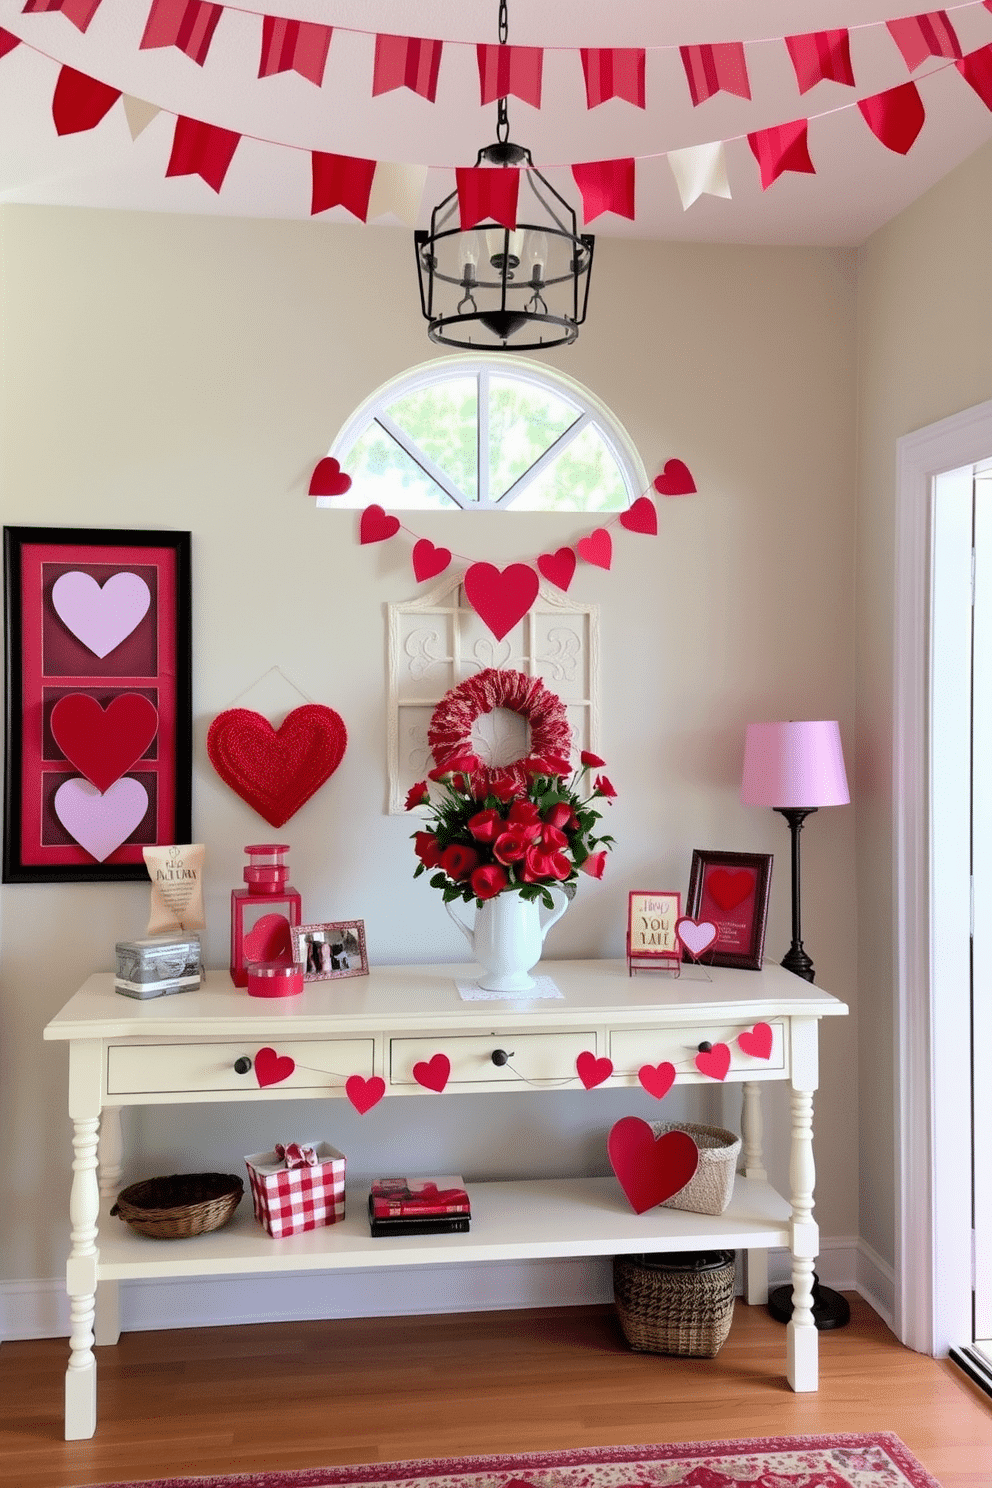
(234, 1056, 253, 1075)
(491, 1049, 514, 1067)
(697, 1041, 713, 1053)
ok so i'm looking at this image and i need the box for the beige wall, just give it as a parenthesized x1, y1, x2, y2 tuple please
(0, 207, 859, 1297)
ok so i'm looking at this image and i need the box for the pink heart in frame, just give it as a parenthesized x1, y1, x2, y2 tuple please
(637, 1062, 677, 1100)
(412, 538, 452, 583)
(675, 917, 718, 960)
(53, 776, 149, 862)
(607, 1116, 699, 1215)
(254, 1047, 296, 1088)
(695, 1043, 731, 1081)
(52, 570, 151, 659)
(576, 1051, 613, 1089)
(576, 528, 612, 570)
(413, 1053, 450, 1092)
(346, 1074, 386, 1113)
(309, 457, 352, 497)
(618, 496, 658, 535)
(359, 504, 401, 544)
(653, 459, 697, 497)
(737, 1022, 774, 1060)
(463, 562, 539, 642)
(536, 547, 577, 592)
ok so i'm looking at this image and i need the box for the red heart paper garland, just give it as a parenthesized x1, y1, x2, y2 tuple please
(637, 1062, 677, 1100)
(412, 538, 452, 583)
(463, 562, 540, 642)
(576, 1051, 613, 1089)
(413, 1053, 450, 1092)
(536, 547, 577, 592)
(360, 504, 401, 544)
(50, 692, 159, 794)
(346, 1074, 386, 1113)
(607, 1116, 699, 1214)
(618, 496, 658, 535)
(695, 1043, 732, 1081)
(254, 1047, 296, 1088)
(653, 459, 696, 496)
(309, 457, 352, 497)
(576, 528, 612, 570)
(738, 1022, 774, 1060)
(207, 704, 348, 828)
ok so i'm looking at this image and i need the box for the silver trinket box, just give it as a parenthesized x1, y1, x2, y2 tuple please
(115, 935, 202, 998)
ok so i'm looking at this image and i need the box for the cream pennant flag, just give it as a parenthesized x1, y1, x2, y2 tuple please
(123, 95, 160, 140)
(666, 141, 731, 210)
(367, 161, 428, 227)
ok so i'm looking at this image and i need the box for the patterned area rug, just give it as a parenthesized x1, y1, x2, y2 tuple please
(82, 1433, 941, 1488)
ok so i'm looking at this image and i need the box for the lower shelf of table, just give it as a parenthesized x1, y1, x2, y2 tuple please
(97, 1175, 793, 1280)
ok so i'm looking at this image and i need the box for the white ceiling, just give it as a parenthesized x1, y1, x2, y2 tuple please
(1, 0, 991, 245)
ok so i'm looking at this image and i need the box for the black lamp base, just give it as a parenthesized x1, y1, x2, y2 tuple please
(767, 1273, 851, 1330)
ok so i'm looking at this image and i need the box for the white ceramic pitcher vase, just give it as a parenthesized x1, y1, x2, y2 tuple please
(445, 886, 569, 993)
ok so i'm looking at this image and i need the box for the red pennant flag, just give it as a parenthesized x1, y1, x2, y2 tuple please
(166, 117, 240, 192)
(52, 65, 121, 134)
(887, 13, 961, 71)
(141, 0, 222, 67)
(680, 43, 750, 106)
(311, 153, 377, 221)
(21, 0, 103, 29)
(477, 44, 543, 108)
(571, 158, 636, 222)
(258, 17, 332, 86)
(0, 28, 21, 57)
(785, 30, 854, 94)
(373, 34, 443, 101)
(747, 119, 815, 190)
(858, 81, 925, 154)
(957, 44, 992, 110)
(455, 167, 519, 230)
(580, 48, 645, 109)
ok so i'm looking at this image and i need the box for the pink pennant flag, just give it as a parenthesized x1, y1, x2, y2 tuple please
(21, 0, 103, 30)
(887, 12, 961, 71)
(785, 30, 854, 93)
(858, 81, 925, 153)
(166, 116, 240, 191)
(957, 43, 992, 110)
(680, 43, 750, 106)
(311, 153, 377, 220)
(52, 65, 120, 134)
(477, 44, 543, 108)
(258, 17, 332, 86)
(0, 28, 21, 57)
(373, 34, 443, 101)
(455, 167, 519, 230)
(141, 0, 222, 67)
(580, 48, 645, 109)
(571, 158, 636, 222)
(747, 119, 815, 190)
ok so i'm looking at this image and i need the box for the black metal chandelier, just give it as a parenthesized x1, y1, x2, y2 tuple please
(414, 3, 594, 351)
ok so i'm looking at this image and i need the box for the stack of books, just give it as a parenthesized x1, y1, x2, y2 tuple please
(368, 1176, 471, 1236)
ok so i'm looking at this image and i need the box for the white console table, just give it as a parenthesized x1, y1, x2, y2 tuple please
(44, 957, 848, 1439)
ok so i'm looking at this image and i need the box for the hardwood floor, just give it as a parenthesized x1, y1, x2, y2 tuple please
(2, 1295, 990, 1487)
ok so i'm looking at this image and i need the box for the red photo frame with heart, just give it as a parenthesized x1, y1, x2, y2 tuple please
(685, 849, 773, 971)
(3, 527, 192, 883)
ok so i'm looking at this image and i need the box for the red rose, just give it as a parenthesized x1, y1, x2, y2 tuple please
(405, 780, 429, 811)
(468, 807, 503, 843)
(537, 823, 568, 851)
(440, 843, 480, 881)
(508, 799, 541, 826)
(581, 750, 606, 768)
(580, 850, 607, 879)
(442, 752, 482, 775)
(543, 801, 577, 832)
(519, 846, 571, 882)
(487, 776, 520, 803)
(493, 828, 534, 865)
(593, 774, 617, 799)
(413, 831, 443, 868)
(471, 864, 509, 899)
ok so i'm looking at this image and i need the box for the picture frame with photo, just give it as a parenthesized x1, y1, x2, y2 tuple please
(291, 920, 368, 981)
(685, 850, 773, 971)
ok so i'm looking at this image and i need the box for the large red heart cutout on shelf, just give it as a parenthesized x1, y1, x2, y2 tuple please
(309, 457, 352, 497)
(359, 504, 401, 544)
(695, 1043, 732, 1081)
(413, 1053, 450, 1092)
(637, 1062, 676, 1100)
(346, 1074, 386, 1113)
(576, 528, 612, 570)
(536, 547, 576, 592)
(206, 704, 347, 828)
(463, 562, 539, 641)
(50, 692, 159, 794)
(738, 1022, 774, 1060)
(707, 867, 755, 912)
(243, 913, 292, 964)
(576, 1051, 613, 1089)
(618, 496, 658, 535)
(254, 1047, 296, 1088)
(653, 459, 696, 497)
(607, 1116, 699, 1215)
(412, 538, 452, 583)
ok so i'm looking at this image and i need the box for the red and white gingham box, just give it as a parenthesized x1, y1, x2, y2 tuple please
(245, 1143, 346, 1238)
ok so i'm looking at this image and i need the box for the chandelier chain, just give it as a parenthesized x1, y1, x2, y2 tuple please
(498, 0, 508, 45)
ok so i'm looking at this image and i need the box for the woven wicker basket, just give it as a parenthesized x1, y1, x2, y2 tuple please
(111, 1172, 243, 1239)
(650, 1121, 741, 1215)
(613, 1250, 736, 1357)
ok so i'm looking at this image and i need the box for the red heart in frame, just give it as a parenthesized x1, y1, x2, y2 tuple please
(536, 547, 577, 592)
(360, 504, 401, 544)
(738, 1022, 774, 1060)
(207, 704, 347, 828)
(254, 1047, 295, 1088)
(309, 457, 352, 497)
(346, 1074, 386, 1113)
(707, 867, 755, 912)
(413, 1053, 450, 1092)
(653, 459, 697, 497)
(695, 1043, 731, 1081)
(637, 1062, 677, 1100)
(412, 538, 452, 583)
(576, 528, 612, 570)
(607, 1116, 699, 1214)
(243, 913, 292, 965)
(618, 496, 658, 536)
(463, 562, 540, 641)
(50, 692, 159, 793)
(675, 917, 718, 959)
(576, 1051, 613, 1089)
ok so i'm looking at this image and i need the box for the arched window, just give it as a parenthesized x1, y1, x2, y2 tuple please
(322, 355, 644, 513)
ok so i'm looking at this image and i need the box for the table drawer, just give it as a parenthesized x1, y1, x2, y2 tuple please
(106, 1039, 374, 1096)
(609, 1021, 786, 1080)
(390, 1032, 595, 1087)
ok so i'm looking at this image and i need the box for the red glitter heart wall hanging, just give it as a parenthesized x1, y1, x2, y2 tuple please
(207, 704, 347, 828)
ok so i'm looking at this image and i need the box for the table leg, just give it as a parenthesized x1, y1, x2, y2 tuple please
(741, 1082, 769, 1304)
(66, 1112, 100, 1439)
(787, 1087, 819, 1391)
(95, 1108, 123, 1347)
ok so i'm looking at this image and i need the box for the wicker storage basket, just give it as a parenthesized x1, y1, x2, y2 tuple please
(111, 1172, 243, 1239)
(613, 1250, 736, 1357)
(650, 1121, 741, 1215)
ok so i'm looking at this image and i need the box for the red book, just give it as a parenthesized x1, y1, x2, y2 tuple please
(370, 1175, 470, 1218)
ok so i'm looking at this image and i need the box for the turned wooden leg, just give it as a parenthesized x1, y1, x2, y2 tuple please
(741, 1082, 769, 1304)
(787, 1087, 819, 1391)
(66, 1113, 100, 1439)
(95, 1108, 123, 1347)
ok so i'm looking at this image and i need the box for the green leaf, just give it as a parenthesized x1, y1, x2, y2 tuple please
(429, 872, 448, 890)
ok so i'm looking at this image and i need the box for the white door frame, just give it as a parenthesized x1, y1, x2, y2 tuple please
(894, 398, 992, 1355)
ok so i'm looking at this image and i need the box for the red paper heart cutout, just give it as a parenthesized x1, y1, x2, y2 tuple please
(413, 1053, 450, 1092)
(346, 1074, 386, 1113)
(607, 1116, 699, 1215)
(675, 917, 718, 959)
(536, 547, 577, 592)
(576, 1051, 613, 1089)
(576, 528, 612, 570)
(695, 1043, 731, 1081)
(309, 456, 352, 497)
(50, 692, 159, 793)
(637, 1062, 677, 1100)
(707, 867, 755, 912)
(653, 459, 696, 497)
(463, 562, 539, 641)
(207, 704, 347, 828)
(619, 496, 658, 536)
(243, 913, 292, 964)
(737, 1022, 774, 1060)
(254, 1046, 296, 1088)
(360, 504, 401, 544)
(412, 538, 452, 583)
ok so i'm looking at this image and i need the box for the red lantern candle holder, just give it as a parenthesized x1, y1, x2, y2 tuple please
(230, 844, 302, 987)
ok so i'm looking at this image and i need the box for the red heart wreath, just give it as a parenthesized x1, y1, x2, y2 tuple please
(207, 704, 347, 828)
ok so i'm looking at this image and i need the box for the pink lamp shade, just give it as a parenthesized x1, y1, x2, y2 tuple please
(740, 721, 849, 809)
